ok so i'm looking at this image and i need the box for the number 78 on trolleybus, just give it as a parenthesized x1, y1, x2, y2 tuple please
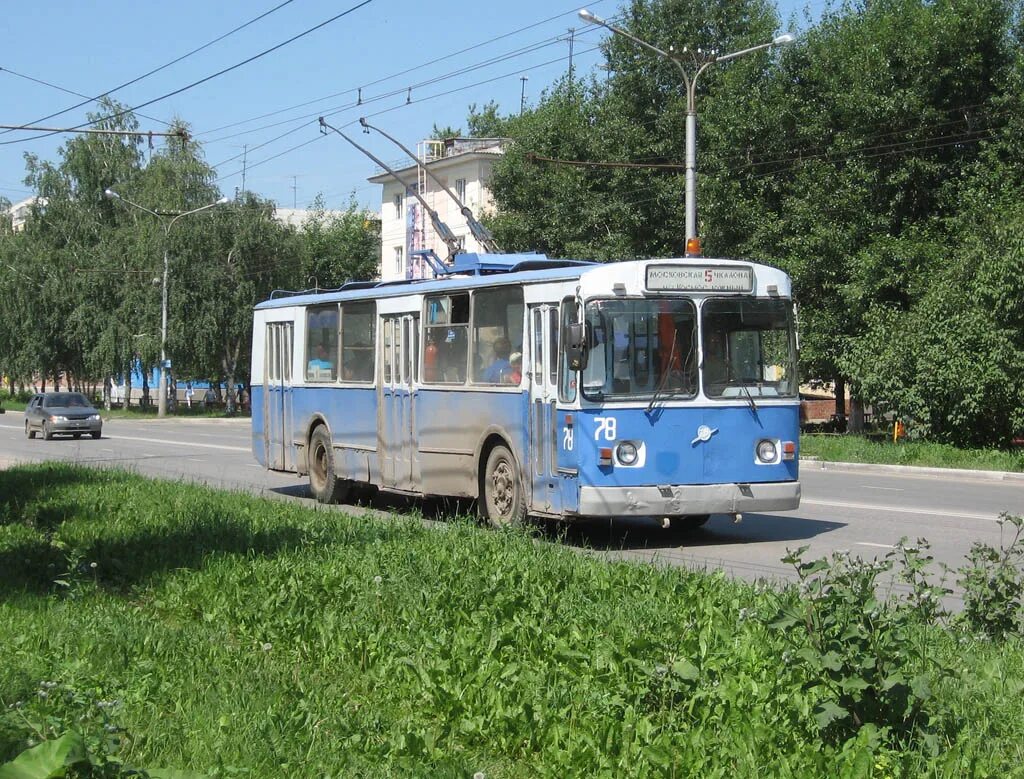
(251, 252, 800, 527)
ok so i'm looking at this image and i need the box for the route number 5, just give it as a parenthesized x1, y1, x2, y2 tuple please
(594, 416, 617, 441)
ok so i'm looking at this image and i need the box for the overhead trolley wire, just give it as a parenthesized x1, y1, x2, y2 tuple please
(197, 0, 613, 139)
(0, 0, 375, 147)
(203, 20, 609, 150)
(214, 43, 603, 185)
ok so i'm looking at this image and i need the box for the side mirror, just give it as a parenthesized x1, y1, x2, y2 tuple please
(565, 322, 587, 371)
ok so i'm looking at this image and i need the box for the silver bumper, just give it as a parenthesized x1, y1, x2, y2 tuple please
(577, 481, 801, 517)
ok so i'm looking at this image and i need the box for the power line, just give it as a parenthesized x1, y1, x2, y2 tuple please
(0, 0, 300, 138)
(0, 124, 185, 138)
(0, 0, 375, 147)
(0, 66, 170, 128)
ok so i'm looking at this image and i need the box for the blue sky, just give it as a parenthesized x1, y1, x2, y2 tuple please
(1, 0, 822, 214)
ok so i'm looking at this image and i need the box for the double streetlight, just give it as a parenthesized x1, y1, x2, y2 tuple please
(578, 8, 794, 251)
(104, 188, 229, 417)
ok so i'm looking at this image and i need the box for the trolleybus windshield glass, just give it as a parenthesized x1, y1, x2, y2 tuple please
(701, 299, 797, 399)
(581, 299, 697, 401)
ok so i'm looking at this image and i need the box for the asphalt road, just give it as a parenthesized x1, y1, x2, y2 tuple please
(1, 414, 1022, 600)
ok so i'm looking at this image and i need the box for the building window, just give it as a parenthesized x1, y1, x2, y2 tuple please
(393, 193, 403, 219)
(455, 178, 467, 202)
(394, 246, 404, 275)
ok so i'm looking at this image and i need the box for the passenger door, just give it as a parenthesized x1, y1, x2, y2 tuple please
(528, 304, 561, 513)
(379, 314, 419, 490)
(264, 322, 294, 470)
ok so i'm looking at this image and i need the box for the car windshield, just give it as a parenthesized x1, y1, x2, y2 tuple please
(44, 393, 90, 408)
(701, 298, 798, 398)
(582, 298, 698, 401)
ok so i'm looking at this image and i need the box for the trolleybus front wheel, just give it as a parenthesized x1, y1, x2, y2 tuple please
(680, 514, 710, 528)
(308, 426, 351, 504)
(481, 444, 526, 528)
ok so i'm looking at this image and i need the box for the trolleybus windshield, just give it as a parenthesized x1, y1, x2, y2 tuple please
(581, 298, 698, 401)
(701, 298, 797, 399)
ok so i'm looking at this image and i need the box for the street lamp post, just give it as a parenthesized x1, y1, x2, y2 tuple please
(578, 8, 794, 250)
(104, 189, 228, 418)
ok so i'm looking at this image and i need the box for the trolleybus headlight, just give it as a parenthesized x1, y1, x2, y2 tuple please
(616, 441, 639, 466)
(756, 439, 778, 463)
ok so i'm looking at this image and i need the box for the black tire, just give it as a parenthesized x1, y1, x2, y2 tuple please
(681, 514, 710, 529)
(480, 444, 527, 528)
(91, 431, 101, 440)
(307, 426, 351, 504)
(73, 433, 82, 440)
(26, 422, 35, 440)
(42, 421, 54, 441)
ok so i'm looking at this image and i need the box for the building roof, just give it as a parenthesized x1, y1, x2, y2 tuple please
(367, 137, 508, 184)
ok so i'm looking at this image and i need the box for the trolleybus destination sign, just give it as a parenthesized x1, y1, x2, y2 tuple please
(645, 264, 754, 292)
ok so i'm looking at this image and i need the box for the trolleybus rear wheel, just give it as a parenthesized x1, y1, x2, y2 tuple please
(481, 444, 526, 528)
(681, 514, 710, 528)
(308, 426, 351, 504)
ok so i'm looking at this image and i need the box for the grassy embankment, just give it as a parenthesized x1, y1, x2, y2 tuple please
(2, 464, 1023, 777)
(800, 434, 1024, 473)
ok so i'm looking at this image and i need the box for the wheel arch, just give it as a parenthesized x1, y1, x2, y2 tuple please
(301, 413, 331, 475)
(475, 425, 529, 503)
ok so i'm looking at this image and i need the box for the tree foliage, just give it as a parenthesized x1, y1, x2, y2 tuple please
(0, 108, 379, 407)
(477, 0, 1024, 446)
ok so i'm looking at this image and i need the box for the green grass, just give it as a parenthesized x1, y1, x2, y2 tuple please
(801, 434, 1024, 472)
(2, 465, 1024, 777)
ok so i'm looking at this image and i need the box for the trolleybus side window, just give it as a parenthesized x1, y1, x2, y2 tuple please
(424, 293, 469, 383)
(559, 297, 579, 403)
(471, 287, 524, 384)
(305, 305, 338, 382)
(340, 302, 375, 383)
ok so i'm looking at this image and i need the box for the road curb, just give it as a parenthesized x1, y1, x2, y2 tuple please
(800, 457, 1024, 483)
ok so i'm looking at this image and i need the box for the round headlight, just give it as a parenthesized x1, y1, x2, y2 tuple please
(756, 439, 778, 463)
(616, 441, 639, 466)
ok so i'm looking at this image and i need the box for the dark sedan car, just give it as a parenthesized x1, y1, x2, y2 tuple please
(24, 392, 103, 440)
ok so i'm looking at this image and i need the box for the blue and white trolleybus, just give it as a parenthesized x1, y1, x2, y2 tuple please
(251, 252, 800, 527)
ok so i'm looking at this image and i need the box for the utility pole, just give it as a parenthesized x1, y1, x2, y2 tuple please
(292, 176, 297, 208)
(519, 75, 529, 114)
(567, 27, 576, 79)
(241, 144, 248, 196)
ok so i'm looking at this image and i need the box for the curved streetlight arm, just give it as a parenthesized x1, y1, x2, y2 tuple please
(104, 187, 227, 417)
(359, 117, 501, 254)
(578, 8, 795, 246)
(166, 197, 230, 234)
(104, 188, 160, 220)
(578, 10, 692, 92)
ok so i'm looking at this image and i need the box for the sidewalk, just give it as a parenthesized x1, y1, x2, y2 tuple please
(801, 457, 1024, 483)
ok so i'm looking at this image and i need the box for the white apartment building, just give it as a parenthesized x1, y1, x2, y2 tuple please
(368, 137, 507, 282)
(6, 196, 46, 232)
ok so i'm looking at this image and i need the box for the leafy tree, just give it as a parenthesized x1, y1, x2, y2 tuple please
(300, 193, 380, 289)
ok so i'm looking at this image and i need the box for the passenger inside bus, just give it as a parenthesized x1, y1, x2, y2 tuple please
(307, 343, 336, 380)
(483, 336, 513, 382)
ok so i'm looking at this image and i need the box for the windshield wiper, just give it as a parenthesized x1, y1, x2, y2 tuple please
(646, 330, 679, 415)
(727, 379, 759, 414)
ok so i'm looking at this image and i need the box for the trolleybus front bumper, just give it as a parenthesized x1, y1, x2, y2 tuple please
(577, 481, 800, 518)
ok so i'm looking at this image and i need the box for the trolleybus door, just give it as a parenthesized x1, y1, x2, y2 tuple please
(264, 321, 294, 470)
(528, 305, 561, 513)
(379, 314, 419, 490)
